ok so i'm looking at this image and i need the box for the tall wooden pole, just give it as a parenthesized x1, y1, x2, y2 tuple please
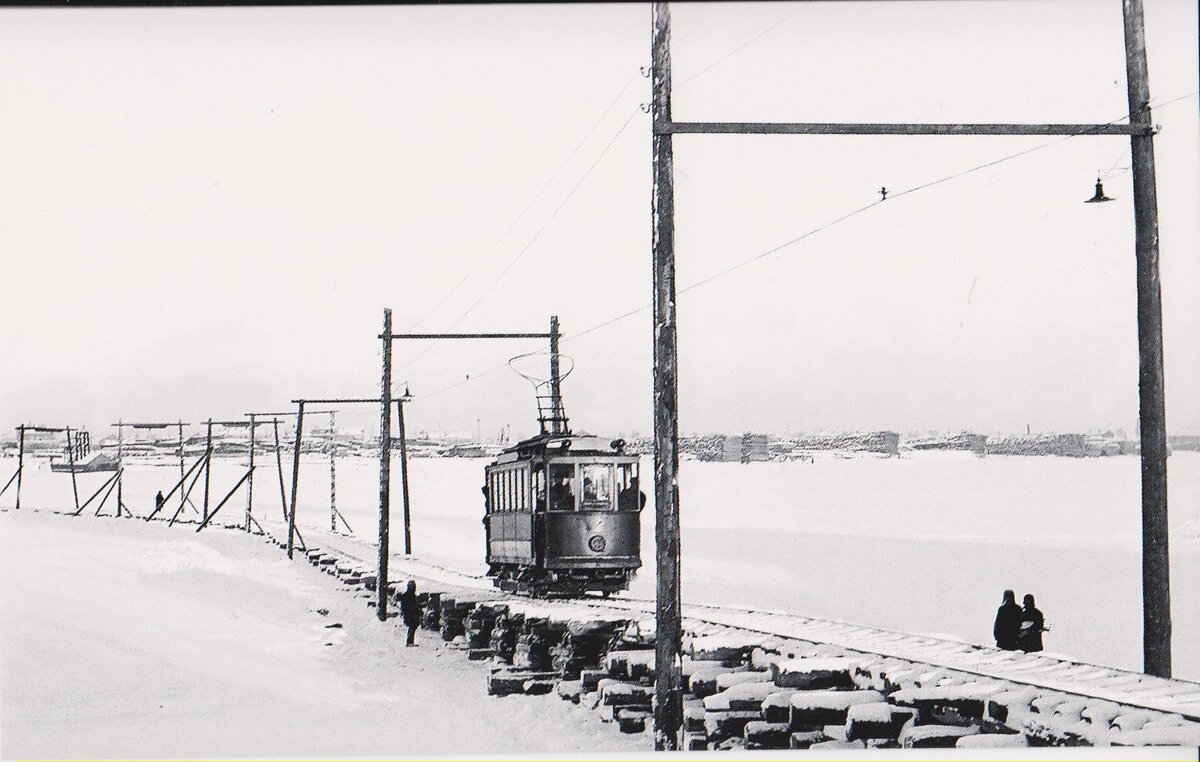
(329, 411, 337, 532)
(378, 308, 393, 621)
(15, 427, 25, 511)
(246, 415, 256, 532)
(397, 398, 412, 556)
(65, 428, 80, 514)
(203, 420, 213, 523)
(177, 422, 186, 514)
(273, 418, 289, 523)
(651, 1, 682, 750)
(287, 401, 305, 560)
(116, 422, 124, 517)
(1122, 0, 1171, 679)
(549, 315, 563, 434)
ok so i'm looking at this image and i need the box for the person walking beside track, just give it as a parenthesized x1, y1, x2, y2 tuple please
(1017, 593, 1047, 653)
(993, 589, 1022, 651)
(399, 580, 421, 647)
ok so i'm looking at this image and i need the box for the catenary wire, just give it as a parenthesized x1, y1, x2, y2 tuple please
(408, 89, 1200, 406)
(396, 105, 643, 375)
(403, 72, 641, 334)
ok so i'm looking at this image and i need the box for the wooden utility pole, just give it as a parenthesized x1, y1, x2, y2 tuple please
(246, 414, 256, 532)
(328, 411, 337, 532)
(397, 395, 413, 556)
(115, 421, 124, 517)
(65, 427, 80, 514)
(1123, 0, 1171, 678)
(287, 402, 305, 560)
(650, 1, 683, 750)
(203, 420, 213, 522)
(272, 418, 289, 523)
(549, 316, 564, 434)
(378, 308, 394, 621)
(177, 422, 187, 515)
(15, 427, 25, 511)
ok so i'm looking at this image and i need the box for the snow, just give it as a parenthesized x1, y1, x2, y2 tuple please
(4, 451, 1199, 681)
(845, 701, 895, 724)
(0, 511, 645, 757)
(789, 689, 885, 711)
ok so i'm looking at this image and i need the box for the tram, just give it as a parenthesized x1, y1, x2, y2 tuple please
(483, 433, 643, 596)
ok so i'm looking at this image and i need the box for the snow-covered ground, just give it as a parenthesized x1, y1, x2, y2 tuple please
(0, 510, 642, 758)
(3, 451, 1198, 680)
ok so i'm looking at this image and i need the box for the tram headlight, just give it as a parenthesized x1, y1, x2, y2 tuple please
(588, 534, 606, 553)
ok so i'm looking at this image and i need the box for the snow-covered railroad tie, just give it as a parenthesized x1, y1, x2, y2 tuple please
(291, 528, 1200, 750)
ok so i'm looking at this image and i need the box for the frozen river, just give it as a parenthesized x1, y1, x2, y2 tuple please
(4, 451, 1198, 679)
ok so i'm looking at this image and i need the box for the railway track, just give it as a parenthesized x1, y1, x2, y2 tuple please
(287, 521, 1200, 722)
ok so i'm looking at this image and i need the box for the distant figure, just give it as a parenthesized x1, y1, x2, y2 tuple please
(399, 580, 421, 647)
(1017, 594, 1046, 653)
(993, 589, 1022, 650)
(154, 490, 165, 514)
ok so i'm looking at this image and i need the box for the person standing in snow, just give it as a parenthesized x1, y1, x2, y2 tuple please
(993, 589, 1022, 650)
(1016, 593, 1047, 652)
(399, 580, 421, 647)
(154, 490, 165, 514)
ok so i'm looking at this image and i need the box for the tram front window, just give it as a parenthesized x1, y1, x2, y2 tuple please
(581, 464, 613, 510)
(549, 463, 575, 511)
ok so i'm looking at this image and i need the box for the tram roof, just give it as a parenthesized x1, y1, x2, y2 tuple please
(500, 431, 631, 459)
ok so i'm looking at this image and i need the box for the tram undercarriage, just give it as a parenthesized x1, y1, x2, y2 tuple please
(487, 563, 631, 598)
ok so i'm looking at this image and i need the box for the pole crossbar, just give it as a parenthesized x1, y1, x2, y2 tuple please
(16, 425, 67, 433)
(382, 332, 551, 340)
(659, 121, 1149, 137)
(111, 422, 191, 429)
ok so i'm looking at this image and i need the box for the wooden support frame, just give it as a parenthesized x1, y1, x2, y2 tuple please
(70, 468, 123, 517)
(168, 452, 211, 527)
(8, 425, 66, 512)
(196, 468, 254, 532)
(145, 453, 207, 522)
(645, 2, 1176, 738)
(111, 421, 195, 518)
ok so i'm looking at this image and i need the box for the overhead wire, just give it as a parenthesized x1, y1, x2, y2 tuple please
(403, 72, 642, 334)
(406, 88, 1200, 408)
(675, 6, 803, 89)
(397, 104, 644, 374)
(405, 5, 800, 353)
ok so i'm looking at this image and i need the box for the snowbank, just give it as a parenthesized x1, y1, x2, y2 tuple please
(0, 511, 644, 757)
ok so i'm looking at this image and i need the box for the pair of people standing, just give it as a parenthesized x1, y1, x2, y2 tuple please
(993, 589, 1047, 652)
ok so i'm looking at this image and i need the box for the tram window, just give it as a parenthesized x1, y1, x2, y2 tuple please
(532, 465, 546, 511)
(617, 462, 640, 511)
(505, 470, 513, 513)
(519, 469, 528, 511)
(549, 463, 575, 511)
(581, 464, 613, 510)
(488, 473, 496, 513)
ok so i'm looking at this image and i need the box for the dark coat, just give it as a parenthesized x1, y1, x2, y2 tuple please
(993, 601, 1022, 650)
(399, 588, 421, 628)
(1017, 606, 1045, 652)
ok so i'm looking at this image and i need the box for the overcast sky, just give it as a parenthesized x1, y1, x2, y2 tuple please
(1, 1, 1197, 441)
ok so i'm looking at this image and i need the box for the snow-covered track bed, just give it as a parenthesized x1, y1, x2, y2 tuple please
(290, 523, 1200, 748)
